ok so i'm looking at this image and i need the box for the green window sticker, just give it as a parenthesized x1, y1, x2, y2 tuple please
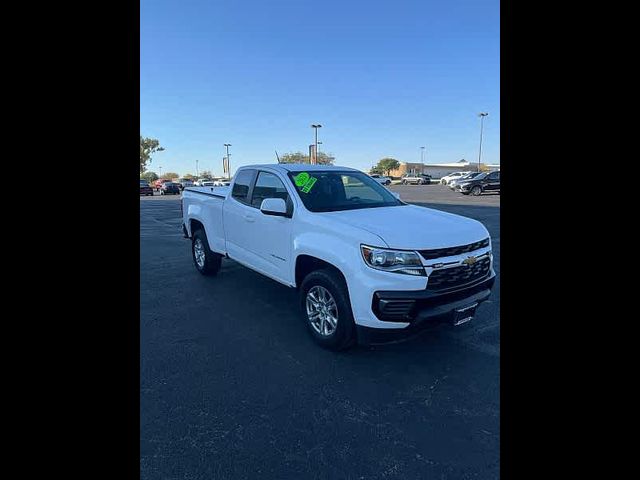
(294, 172, 310, 187)
(294, 172, 317, 193)
(301, 176, 317, 193)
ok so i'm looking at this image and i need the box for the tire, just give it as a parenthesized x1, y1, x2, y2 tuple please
(401, 180, 407, 185)
(191, 229, 222, 276)
(441, 180, 447, 185)
(470, 186, 482, 196)
(300, 269, 356, 351)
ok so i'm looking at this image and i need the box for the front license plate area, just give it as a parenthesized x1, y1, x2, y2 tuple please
(452, 303, 478, 326)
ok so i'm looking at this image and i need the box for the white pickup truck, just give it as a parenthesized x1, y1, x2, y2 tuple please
(181, 164, 495, 350)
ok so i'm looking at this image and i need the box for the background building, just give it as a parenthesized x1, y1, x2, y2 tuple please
(388, 159, 476, 178)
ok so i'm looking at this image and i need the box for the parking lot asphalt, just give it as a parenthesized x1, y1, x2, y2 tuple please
(140, 184, 500, 480)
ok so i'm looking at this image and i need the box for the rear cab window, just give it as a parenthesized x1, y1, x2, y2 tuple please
(231, 169, 257, 205)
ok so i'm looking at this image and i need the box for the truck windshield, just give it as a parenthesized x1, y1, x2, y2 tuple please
(287, 170, 404, 212)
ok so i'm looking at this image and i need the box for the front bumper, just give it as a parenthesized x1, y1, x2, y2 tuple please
(356, 271, 495, 345)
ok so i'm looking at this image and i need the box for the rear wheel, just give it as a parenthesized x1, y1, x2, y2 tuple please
(300, 269, 356, 351)
(192, 229, 222, 276)
(471, 186, 482, 196)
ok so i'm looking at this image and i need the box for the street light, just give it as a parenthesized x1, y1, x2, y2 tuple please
(196, 159, 199, 178)
(420, 146, 425, 173)
(477, 113, 488, 172)
(311, 124, 322, 164)
(224, 144, 232, 179)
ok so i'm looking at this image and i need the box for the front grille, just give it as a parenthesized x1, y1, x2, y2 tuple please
(427, 257, 491, 291)
(418, 238, 490, 260)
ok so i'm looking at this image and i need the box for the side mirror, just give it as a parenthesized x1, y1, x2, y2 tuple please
(391, 191, 401, 200)
(260, 198, 288, 217)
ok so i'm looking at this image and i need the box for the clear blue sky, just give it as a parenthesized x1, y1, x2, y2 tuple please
(141, 0, 499, 177)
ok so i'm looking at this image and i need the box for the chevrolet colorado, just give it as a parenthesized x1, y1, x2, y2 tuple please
(181, 164, 495, 350)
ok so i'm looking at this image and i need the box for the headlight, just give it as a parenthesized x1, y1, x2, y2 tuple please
(360, 245, 425, 276)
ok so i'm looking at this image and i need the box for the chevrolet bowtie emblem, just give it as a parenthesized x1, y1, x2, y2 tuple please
(462, 256, 477, 266)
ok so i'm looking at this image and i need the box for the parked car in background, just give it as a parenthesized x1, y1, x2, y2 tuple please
(160, 182, 181, 195)
(448, 171, 483, 189)
(213, 179, 231, 187)
(457, 171, 500, 196)
(401, 173, 431, 185)
(153, 178, 172, 191)
(140, 180, 154, 196)
(195, 179, 213, 186)
(178, 178, 195, 190)
(440, 172, 468, 185)
(199, 180, 215, 187)
(369, 174, 392, 186)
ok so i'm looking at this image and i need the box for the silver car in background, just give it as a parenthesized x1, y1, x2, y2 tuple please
(369, 174, 392, 186)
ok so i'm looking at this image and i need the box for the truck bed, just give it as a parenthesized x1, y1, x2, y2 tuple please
(182, 186, 230, 255)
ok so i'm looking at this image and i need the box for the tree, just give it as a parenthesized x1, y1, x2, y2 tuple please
(141, 171, 158, 183)
(199, 170, 213, 180)
(316, 152, 335, 165)
(376, 158, 400, 176)
(369, 165, 384, 175)
(140, 136, 165, 173)
(163, 172, 179, 180)
(279, 151, 335, 165)
(183, 173, 195, 180)
(279, 152, 309, 164)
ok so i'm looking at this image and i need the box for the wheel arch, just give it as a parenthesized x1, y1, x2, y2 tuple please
(294, 254, 348, 290)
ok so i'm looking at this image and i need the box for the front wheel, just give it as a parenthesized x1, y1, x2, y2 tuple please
(192, 229, 222, 276)
(470, 186, 482, 196)
(401, 180, 407, 185)
(300, 269, 356, 351)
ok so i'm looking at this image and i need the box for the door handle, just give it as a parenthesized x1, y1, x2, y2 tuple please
(244, 214, 255, 223)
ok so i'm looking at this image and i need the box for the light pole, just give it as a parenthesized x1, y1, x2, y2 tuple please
(311, 124, 322, 164)
(420, 146, 425, 173)
(224, 144, 232, 179)
(477, 112, 488, 172)
(196, 160, 199, 178)
(159, 166, 162, 178)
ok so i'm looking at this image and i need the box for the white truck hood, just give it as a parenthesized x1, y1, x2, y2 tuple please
(324, 205, 489, 250)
